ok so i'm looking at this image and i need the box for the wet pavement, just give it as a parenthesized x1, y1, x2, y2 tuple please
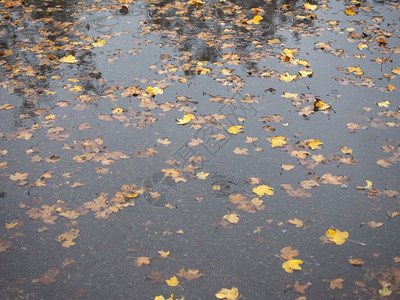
(0, 0, 399, 299)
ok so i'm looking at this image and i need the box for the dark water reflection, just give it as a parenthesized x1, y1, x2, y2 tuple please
(0, 0, 399, 299)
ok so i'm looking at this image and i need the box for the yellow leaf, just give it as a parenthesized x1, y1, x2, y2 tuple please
(157, 250, 170, 259)
(196, 66, 211, 74)
(347, 66, 363, 76)
(223, 213, 240, 224)
(165, 275, 179, 287)
(70, 85, 82, 93)
(188, 0, 204, 6)
(379, 287, 392, 296)
(304, 2, 318, 10)
(282, 259, 303, 273)
(215, 287, 239, 300)
(325, 229, 349, 245)
(269, 136, 287, 148)
(59, 55, 78, 63)
(298, 70, 313, 77)
(357, 43, 368, 50)
(146, 86, 164, 96)
(340, 146, 353, 154)
(112, 107, 126, 114)
(91, 40, 106, 47)
(196, 171, 209, 180)
(281, 92, 298, 99)
(123, 192, 139, 198)
(5, 219, 19, 229)
(295, 59, 310, 66)
(227, 125, 243, 134)
(279, 72, 297, 82)
(387, 84, 396, 91)
(252, 185, 274, 196)
(176, 113, 195, 125)
(314, 99, 331, 111)
(59, 210, 80, 220)
(356, 179, 373, 190)
(0, 104, 15, 110)
(392, 67, 400, 75)
(306, 139, 323, 150)
(68, 78, 79, 82)
(345, 6, 357, 16)
(377, 100, 390, 107)
(45, 114, 55, 120)
(247, 15, 263, 25)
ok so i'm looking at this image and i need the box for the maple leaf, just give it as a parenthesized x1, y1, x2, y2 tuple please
(377, 100, 390, 107)
(59, 210, 80, 220)
(281, 164, 295, 171)
(57, 229, 79, 248)
(288, 218, 304, 227)
(247, 15, 263, 25)
(196, 171, 209, 179)
(347, 66, 363, 76)
(282, 259, 303, 273)
(176, 113, 195, 125)
(392, 68, 400, 75)
(215, 287, 239, 300)
(314, 99, 331, 112)
(356, 179, 373, 190)
(223, 213, 240, 224)
(330, 278, 344, 289)
(304, 3, 318, 10)
(306, 139, 323, 150)
(91, 40, 106, 47)
(59, 55, 78, 63)
(348, 258, 364, 266)
(10, 172, 28, 181)
(279, 72, 297, 82)
(325, 229, 349, 245)
(147, 271, 164, 284)
(227, 125, 243, 134)
(176, 268, 204, 280)
(233, 147, 248, 155)
(387, 84, 396, 91)
(165, 275, 179, 287)
(379, 287, 392, 296)
(188, 0, 204, 6)
(146, 86, 163, 96)
(280, 246, 299, 260)
(298, 70, 313, 77)
(269, 136, 287, 148)
(340, 146, 353, 154)
(252, 185, 274, 196)
(345, 6, 357, 16)
(157, 250, 170, 259)
(135, 256, 151, 267)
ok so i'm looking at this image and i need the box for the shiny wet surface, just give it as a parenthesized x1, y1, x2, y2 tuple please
(0, 0, 399, 299)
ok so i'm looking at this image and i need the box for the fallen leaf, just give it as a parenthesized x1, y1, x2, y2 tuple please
(59, 55, 78, 63)
(367, 221, 384, 228)
(325, 229, 349, 245)
(135, 257, 151, 267)
(146, 86, 163, 96)
(340, 146, 353, 154)
(223, 213, 240, 224)
(356, 179, 373, 190)
(348, 258, 364, 266)
(176, 268, 204, 280)
(345, 6, 357, 16)
(176, 113, 195, 125)
(288, 219, 304, 228)
(233, 147, 248, 155)
(330, 278, 344, 289)
(280, 246, 299, 260)
(40, 268, 60, 285)
(91, 40, 106, 47)
(215, 287, 239, 300)
(228, 125, 243, 134)
(253, 185, 274, 196)
(304, 2, 318, 10)
(157, 250, 170, 259)
(282, 259, 303, 273)
(281, 164, 295, 171)
(247, 15, 263, 25)
(306, 139, 323, 150)
(269, 136, 287, 148)
(279, 72, 297, 82)
(196, 171, 209, 180)
(165, 275, 179, 287)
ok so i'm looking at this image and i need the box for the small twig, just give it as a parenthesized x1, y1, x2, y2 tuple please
(274, 254, 285, 262)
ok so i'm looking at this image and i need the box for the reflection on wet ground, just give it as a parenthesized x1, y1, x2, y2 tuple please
(0, 0, 399, 299)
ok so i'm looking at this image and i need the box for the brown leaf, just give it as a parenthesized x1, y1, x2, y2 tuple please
(293, 280, 311, 294)
(147, 271, 164, 284)
(135, 257, 151, 267)
(0, 239, 12, 252)
(176, 268, 204, 280)
(40, 268, 60, 285)
(348, 258, 365, 266)
(330, 278, 344, 289)
(280, 246, 299, 260)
